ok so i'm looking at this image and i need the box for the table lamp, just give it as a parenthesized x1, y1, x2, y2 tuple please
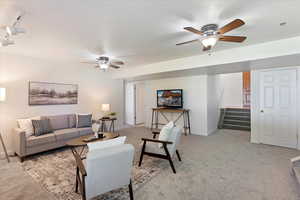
(101, 104, 110, 119)
(0, 87, 9, 162)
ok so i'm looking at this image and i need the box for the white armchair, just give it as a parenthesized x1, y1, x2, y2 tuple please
(73, 143, 135, 200)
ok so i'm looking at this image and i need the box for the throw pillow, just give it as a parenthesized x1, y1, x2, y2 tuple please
(17, 116, 41, 137)
(32, 119, 53, 136)
(158, 121, 174, 148)
(77, 114, 92, 128)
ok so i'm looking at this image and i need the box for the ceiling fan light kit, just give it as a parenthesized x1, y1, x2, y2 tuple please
(201, 36, 219, 48)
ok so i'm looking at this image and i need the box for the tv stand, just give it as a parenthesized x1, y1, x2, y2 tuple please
(151, 108, 191, 135)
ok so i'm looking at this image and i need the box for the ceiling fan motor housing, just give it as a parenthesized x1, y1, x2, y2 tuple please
(201, 24, 219, 36)
(97, 56, 109, 64)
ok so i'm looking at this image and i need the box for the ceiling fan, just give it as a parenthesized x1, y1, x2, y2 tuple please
(176, 19, 247, 51)
(80, 56, 124, 70)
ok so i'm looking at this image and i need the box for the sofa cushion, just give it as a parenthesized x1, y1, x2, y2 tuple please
(17, 116, 41, 137)
(77, 127, 93, 136)
(27, 133, 56, 147)
(68, 114, 76, 128)
(32, 119, 53, 136)
(54, 128, 80, 140)
(77, 114, 92, 128)
(42, 115, 70, 130)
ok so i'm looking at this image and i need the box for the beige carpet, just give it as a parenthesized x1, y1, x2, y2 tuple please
(21, 145, 167, 200)
(1, 127, 300, 200)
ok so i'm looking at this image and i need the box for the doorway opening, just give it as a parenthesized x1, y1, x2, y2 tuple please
(218, 72, 251, 131)
(125, 82, 145, 126)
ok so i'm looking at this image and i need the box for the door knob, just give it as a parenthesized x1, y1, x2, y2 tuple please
(260, 110, 264, 113)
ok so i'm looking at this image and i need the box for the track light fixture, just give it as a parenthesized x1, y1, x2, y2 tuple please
(0, 15, 25, 47)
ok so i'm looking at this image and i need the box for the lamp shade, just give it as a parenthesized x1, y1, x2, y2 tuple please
(101, 104, 110, 112)
(0, 88, 6, 102)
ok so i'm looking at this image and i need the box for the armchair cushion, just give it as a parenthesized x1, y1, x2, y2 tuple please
(158, 121, 174, 148)
(87, 136, 126, 151)
(145, 142, 166, 155)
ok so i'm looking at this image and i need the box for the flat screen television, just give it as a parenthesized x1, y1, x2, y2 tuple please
(157, 89, 183, 108)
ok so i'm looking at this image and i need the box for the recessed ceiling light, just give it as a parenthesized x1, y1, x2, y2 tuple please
(280, 22, 287, 26)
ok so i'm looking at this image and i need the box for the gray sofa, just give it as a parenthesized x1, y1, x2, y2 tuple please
(13, 114, 93, 162)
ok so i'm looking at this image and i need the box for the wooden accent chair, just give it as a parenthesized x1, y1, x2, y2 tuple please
(139, 127, 182, 174)
(73, 143, 135, 200)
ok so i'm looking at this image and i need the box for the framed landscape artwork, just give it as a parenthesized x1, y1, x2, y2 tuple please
(29, 82, 78, 105)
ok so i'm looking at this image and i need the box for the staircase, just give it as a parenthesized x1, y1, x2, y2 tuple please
(218, 108, 251, 131)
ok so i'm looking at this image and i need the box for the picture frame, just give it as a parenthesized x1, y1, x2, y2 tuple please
(29, 81, 78, 105)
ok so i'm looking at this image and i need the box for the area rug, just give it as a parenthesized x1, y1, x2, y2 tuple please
(21, 147, 166, 200)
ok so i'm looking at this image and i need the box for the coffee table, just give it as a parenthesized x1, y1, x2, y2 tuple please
(67, 132, 119, 158)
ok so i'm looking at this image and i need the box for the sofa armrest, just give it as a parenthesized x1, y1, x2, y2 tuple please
(13, 128, 26, 157)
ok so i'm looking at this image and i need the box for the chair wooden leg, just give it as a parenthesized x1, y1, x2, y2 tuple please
(19, 156, 25, 162)
(138, 141, 146, 167)
(75, 167, 79, 193)
(163, 144, 176, 174)
(176, 150, 182, 162)
(129, 179, 134, 200)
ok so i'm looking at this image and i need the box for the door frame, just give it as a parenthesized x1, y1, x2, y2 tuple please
(251, 66, 299, 149)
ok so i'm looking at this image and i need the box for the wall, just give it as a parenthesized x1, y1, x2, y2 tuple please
(219, 72, 243, 108)
(142, 75, 211, 135)
(0, 53, 124, 154)
(114, 36, 300, 79)
(207, 74, 222, 135)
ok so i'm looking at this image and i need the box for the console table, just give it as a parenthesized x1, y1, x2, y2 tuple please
(98, 118, 117, 132)
(151, 108, 191, 135)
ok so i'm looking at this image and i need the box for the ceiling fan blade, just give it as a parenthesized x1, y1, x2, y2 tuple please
(111, 61, 124, 65)
(184, 27, 203, 35)
(80, 58, 96, 64)
(109, 64, 120, 69)
(176, 39, 198, 46)
(219, 35, 247, 42)
(218, 19, 245, 34)
(203, 46, 212, 51)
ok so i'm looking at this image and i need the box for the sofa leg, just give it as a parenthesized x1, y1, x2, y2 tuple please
(129, 179, 134, 200)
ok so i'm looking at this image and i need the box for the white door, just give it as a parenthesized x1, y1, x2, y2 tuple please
(259, 69, 297, 148)
(135, 82, 145, 125)
(125, 83, 135, 125)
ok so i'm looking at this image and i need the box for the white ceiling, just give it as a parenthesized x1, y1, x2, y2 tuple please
(1, 0, 300, 67)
